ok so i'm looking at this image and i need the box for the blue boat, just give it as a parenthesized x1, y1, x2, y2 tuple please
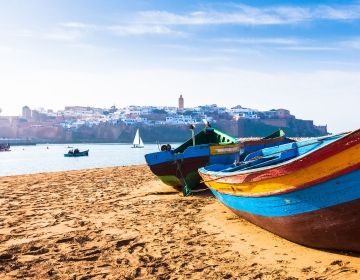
(64, 149, 89, 157)
(145, 128, 294, 194)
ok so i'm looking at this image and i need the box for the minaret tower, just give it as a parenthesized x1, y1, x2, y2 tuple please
(178, 94, 184, 110)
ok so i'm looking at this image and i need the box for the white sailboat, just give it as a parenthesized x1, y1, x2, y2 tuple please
(132, 129, 144, 148)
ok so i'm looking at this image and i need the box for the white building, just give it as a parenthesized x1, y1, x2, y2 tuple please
(231, 107, 259, 119)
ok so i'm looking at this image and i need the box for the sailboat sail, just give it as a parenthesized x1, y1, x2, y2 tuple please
(133, 129, 140, 145)
(132, 129, 144, 148)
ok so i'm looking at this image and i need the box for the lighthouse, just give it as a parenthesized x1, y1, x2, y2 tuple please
(178, 94, 184, 110)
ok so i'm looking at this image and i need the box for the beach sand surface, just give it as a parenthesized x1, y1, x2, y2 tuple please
(0, 165, 360, 279)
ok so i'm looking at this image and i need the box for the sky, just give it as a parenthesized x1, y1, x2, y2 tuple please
(0, 0, 359, 133)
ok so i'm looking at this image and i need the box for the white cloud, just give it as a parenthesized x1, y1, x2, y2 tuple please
(136, 9, 285, 26)
(58, 21, 185, 37)
(315, 5, 360, 20)
(218, 37, 300, 45)
(340, 38, 360, 49)
(60, 22, 97, 29)
(135, 3, 360, 26)
(108, 24, 184, 36)
(279, 46, 339, 51)
(19, 2, 360, 43)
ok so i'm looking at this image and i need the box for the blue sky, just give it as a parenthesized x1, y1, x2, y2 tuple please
(0, 1, 360, 132)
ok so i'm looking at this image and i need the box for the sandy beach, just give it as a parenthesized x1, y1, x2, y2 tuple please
(1, 165, 360, 279)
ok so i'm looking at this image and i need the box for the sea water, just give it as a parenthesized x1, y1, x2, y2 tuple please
(0, 143, 174, 177)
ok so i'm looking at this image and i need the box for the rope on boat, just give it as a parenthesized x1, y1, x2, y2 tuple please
(191, 188, 209, 193)
(174, 158, 192, 196)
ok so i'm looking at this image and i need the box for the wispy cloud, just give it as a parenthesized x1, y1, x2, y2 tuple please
(314, 5, 360, 20)
(171, 55, 231, 63)
(58, 21, 185, 37)
(340, 38, 360, 49)
(108, 24, 184, 36)
(136, 9, 285, 26)
(218, 37, 300, 45)
(279, 46, 339, 51)
(135, 3, 360, 26)
(42, 3, 360, 41)
(60, 22, 97, 29)
(10, 2, 360, 46)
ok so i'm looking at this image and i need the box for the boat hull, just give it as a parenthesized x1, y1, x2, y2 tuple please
(200, 129, 360, 251)
(148, 155, 209, 189)
(210, 168, 360, 251)
(146, 143, 240, 189)
(231, 199, 360, 252)
(0, 144, 11, 152)
(64, 150, 89, 157)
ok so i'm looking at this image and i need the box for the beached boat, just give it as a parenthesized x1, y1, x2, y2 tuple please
(64, 149, 89, 157)
(198, 129, 360, 252)
(145, 128, 293, 193)
(145, 127, 238, 192)
(132, 129, 144, 148)
(0, 143, 10, 152)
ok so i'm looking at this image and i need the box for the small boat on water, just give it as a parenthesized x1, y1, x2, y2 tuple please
(145, 126, 293, 194)
(64, 148, 89, 157)
(198, 129, 360, 252)
(0, 143, 10, 152)
(132, 129, 144, 148)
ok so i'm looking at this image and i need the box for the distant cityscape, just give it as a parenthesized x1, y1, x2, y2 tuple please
(0, 95, 328, 143)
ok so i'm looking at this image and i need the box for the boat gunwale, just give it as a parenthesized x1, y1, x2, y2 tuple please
(199, 130, 352, 178)
(239, 135, 289, 147)
(206, 161, 360, 198)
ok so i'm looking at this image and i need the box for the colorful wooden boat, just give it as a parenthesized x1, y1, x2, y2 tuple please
(145, 128, 294, 193)
(145, 127, 239, 192)
(198, 129, 360, 252)
(64, 149, 89, 157)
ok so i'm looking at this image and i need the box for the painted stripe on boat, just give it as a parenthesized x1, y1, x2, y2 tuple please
(210, 168, 360, 217)
(201, 130, 360, 186)
(201, 139, 360, 196)
(210, 144, 240, 155)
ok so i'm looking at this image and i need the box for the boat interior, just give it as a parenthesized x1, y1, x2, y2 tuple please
(173, 128, 238, 154)
(205, 132, 348, 173)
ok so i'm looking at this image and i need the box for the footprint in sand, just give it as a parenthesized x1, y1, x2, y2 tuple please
(301, 266, 313, 273)
(330, 260, 343, 266)
(0, 253, 14, 263)
(25, 245, 49, 255)
(115, 237, 137, 250)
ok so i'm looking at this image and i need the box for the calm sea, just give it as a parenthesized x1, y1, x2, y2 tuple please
(0, 143, 174, 177)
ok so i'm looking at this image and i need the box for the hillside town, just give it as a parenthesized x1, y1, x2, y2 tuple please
(0, 95, 327, 142)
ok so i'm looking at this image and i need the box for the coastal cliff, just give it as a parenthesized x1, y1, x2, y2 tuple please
(0, 118, 327, 143)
